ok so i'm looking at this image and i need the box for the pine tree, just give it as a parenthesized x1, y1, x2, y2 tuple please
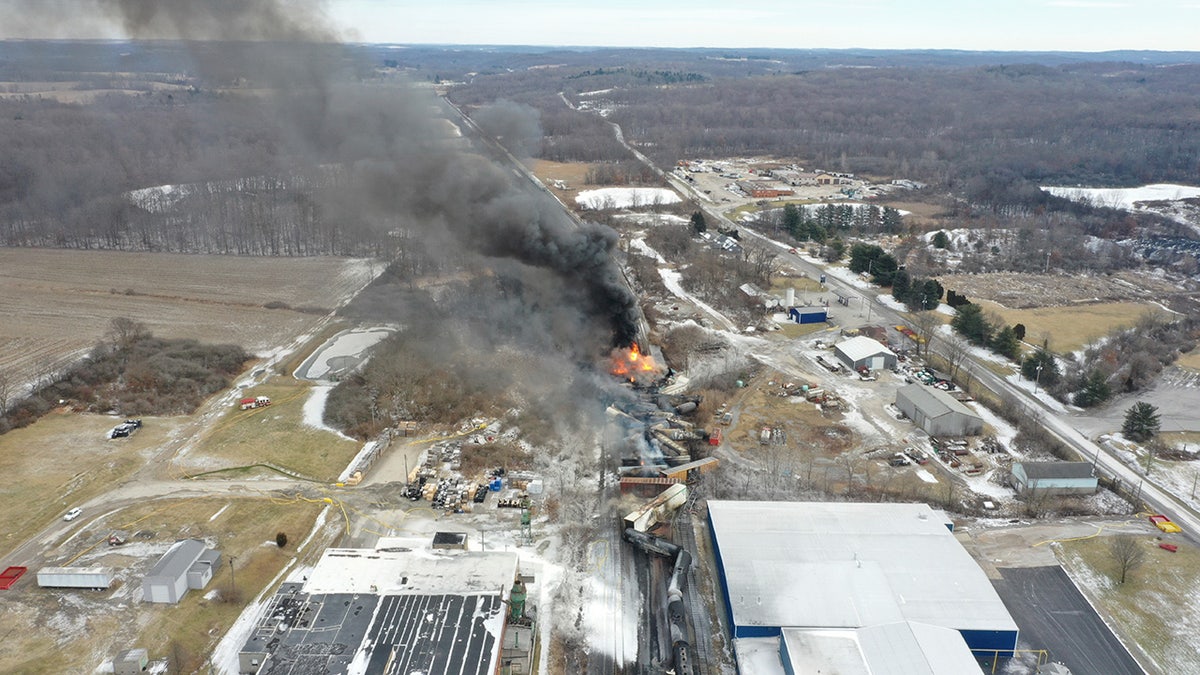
(1021, 349, 1060, 386)
(1122, 402, 1161, 442)
(989, 326, 1021, 360)
(1073, 370, 1112, 408)
(950, 302, 993, 346)
(690, 211, 707, 234)
(932, 230, 949, 248)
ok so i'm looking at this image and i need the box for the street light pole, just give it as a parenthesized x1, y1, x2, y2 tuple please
(1034, 364, 1044, 394)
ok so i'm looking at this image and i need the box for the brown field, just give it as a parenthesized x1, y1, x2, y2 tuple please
(0, 409, 188, 553)
(184, 378, 362, 481)
(1059, 535, 1200, 674)
(0, 248, 377, 390)
(938, 271, 1181, 310)
(0, 496, 330, 674)
(1177, 350, 1200, 371)
(973, 298, 1167, 353)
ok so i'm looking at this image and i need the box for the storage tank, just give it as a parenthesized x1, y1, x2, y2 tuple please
(509, 579, 527, 620)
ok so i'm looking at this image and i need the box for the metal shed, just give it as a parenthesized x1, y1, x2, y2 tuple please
(788, 307, 828, 324)
(113, 648, 149, 675)
(895, 384, 983, 437)
(143, 539, 220, 604)
(1011, 462, 1098, 496)
(834, 335, 897, 371)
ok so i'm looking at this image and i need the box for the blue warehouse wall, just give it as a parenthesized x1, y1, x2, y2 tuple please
(960, 628, 1019, 658)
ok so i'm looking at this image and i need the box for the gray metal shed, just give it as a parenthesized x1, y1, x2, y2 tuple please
(895, 384, 983, 437)
(114, 648, 149, 675)
(1011, 462, 1098, 496)
(835, 336, 897, 371)
(143, 539, 220, 604)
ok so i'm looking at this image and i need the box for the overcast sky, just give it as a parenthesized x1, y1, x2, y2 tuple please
(328, 0, 1199, 52)
(0, 0, 1195, 52)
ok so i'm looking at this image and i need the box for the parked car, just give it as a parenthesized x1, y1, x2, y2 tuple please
(63, 507, 82, 521)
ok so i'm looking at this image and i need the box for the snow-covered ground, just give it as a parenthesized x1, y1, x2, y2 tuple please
(575, 187, 681, 209)
(301, 384, 354, 440)
(293, 326, 394, 382)
(1043, 183, 1200, 210)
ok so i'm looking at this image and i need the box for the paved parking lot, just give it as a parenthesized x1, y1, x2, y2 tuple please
(992, 566, 1143, 675)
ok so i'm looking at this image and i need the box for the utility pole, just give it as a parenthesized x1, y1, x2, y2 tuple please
(229, 556, 236, 599)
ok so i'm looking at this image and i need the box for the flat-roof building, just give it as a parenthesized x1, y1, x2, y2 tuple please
(707, 501, 1018, 673)
(237, 538, 521, 675)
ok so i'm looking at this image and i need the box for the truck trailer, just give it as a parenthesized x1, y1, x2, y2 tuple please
(36, 566, 113, 590)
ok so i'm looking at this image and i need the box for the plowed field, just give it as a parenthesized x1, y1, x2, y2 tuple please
(0, 249, 378, 392)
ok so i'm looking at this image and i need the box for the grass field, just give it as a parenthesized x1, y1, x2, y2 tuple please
(974, 299, 1166, 353)
(186, 378, 362, 481)
(0, 249, 377, 391)
(0, 496, 329, 674)
(1058, 534, 1200, 674)
(1177, 350, 1200, 371)
(0, 409, 186, 556)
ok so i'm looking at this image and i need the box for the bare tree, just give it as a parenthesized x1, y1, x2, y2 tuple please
(0, 371, 9, 413)
(1108, 535, 1146, 584)
(943, 335, 970, 382)
(106, 317, 149, 351)
(910, 311, 940, 358)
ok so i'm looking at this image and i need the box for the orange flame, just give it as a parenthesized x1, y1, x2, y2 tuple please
(610, 344, 664, 383)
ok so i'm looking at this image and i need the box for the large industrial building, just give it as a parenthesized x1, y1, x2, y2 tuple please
(237, 537, 528, 675)
(707, 501, 1018, 673)
(895, 383, 984, 437)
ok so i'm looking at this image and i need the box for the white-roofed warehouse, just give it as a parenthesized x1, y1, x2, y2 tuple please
(834, 335, 897, 371)
(895, 383, 983, 437)
(707, 501, 1018, 673)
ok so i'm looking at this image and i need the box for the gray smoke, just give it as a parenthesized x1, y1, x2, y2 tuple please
(54, 0, 644, 416)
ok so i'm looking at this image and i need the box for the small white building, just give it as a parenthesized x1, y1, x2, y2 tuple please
(1011, 462, 1098, 496)
(834, 335, 897, 371)
(142, 539, 220, 604)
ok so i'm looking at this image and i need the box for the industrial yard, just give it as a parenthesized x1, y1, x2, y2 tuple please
(1, 44, 1200, 675)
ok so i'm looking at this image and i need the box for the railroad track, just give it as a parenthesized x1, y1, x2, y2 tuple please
(674, 510, 713, 674)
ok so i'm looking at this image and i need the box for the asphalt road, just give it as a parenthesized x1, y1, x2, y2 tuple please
(993, 566, 1145, 675)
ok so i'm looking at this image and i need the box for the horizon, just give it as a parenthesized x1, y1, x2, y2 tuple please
(0, 1, 1197, 53)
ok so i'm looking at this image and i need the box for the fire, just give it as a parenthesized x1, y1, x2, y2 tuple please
(610, 344, 665, 383)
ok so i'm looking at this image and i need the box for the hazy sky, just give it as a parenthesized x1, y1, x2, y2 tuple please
(329, 0, 1199, 52)
(0, 0, 1195, 52)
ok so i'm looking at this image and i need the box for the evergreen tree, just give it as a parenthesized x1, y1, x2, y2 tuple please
(950, 302, 993, 346)
(871, 253, 899, 286)
(989, 326, 1021, 360)
(881, 206, 903, 233)
(1122, 402, 1161, 442)
(1013, 323, 1026, 341)
(782, 204, 801, 239)
(932, 230, 950, 248)
(823, 238, 845, 262)
(690, 210, 707, 234)
(1073, 370, 1112, 408)
(1021, 349, 1060, 386)
(892, 269, 911, 302)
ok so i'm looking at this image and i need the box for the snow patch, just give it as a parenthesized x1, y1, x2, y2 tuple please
(575, 187, 681, 209)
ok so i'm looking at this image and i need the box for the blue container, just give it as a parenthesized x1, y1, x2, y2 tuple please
(490, 478, 503, 492)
